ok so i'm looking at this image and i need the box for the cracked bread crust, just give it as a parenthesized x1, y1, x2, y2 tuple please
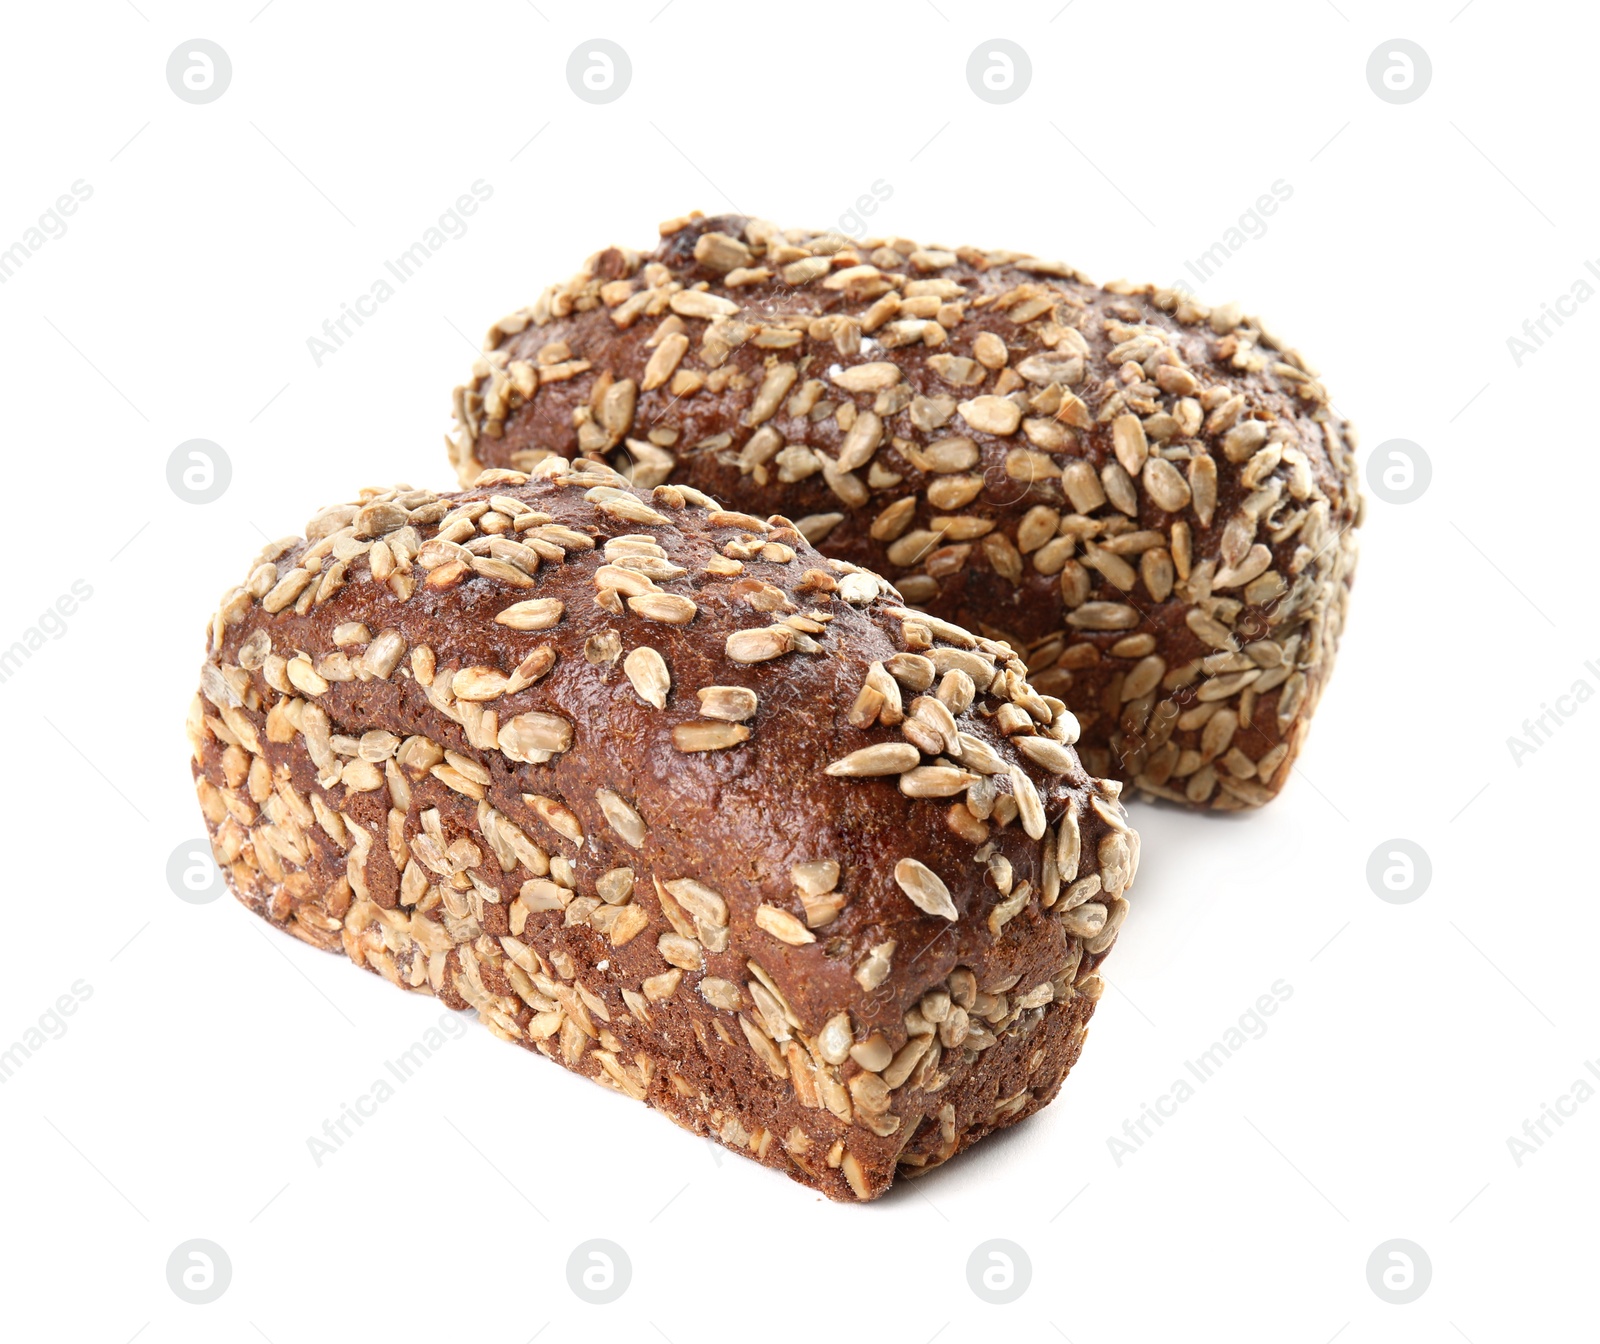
(450, 212, 1361, 810)
(188, 460, 1137, 1200)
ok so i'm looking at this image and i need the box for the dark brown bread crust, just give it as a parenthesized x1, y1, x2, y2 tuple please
(188, 461, 1136, 1200)
(450, 213, 1362, 809)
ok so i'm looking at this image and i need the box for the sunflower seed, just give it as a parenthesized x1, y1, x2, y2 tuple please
(936, 669, 976, 715)
(791, 860, 840, 896)
(725, 626, 793, 663)
(699, 976, 744, 1010)
(1067, 602, 1139, 631)
(854, 940, 896, 991)
(795, 513, 844, 544)
(672, 721, 751, 752)
(958, 396, 1022, 435)
(837, 572, 880, 605)
(908, 695, 959, 753)
(928, 354, 986, 386)
(1061, 460, 1107, 513)
(895, 858, 957, 920)
(756, 904, 816, 946)
(595, 788, 646, 847)
(1013, 736, 1075, 774)
(783, 256, 832, 285)
(900, 765, 978, 797)
(697, 686, 758, 721)
(953, 732, 1009, 776)
(453, 666, 510, 701)
(670, 289, 740, 319)
(498, 712, 572, 759)
(827, 743, 921, 776)
(818, 1013, 854, 1065)
(1112, 414, 1148, 474)
(642, 332, 690, 391)
(1113, 655, 1163, 703)
(494, 598, 564, 630)
(1058, 873, 1101, 912)
(1008, 767, 1047, 839)
(356, 629, 404, 679)
(286, 655, 328, 696)
(1185, 609, 1238, 652)
(1214, 544, 1273, 589)
(623, 646, 670, 708)
(884, 653, 935, 691)
(1143, 457, 1192, 512)
(658, 933, 704, 971)
(1060, 902, 1108, 938)
(693, 231, 753, 272)
(836, 410, 884, 472)
(662, 880, 726, 932)
(642, 969, 683, 1001)
(627, 592, 697, 624)
(590, 493, 669, 527)
(832, 362, 901, 392)
(1186, 453, 1219, 528)
(595, 564, 658, 596)
(850, 1035, 895, 1073)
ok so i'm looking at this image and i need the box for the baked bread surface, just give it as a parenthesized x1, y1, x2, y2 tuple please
(189, 460, 1136, 1199)
(450, 213, 1361, 808)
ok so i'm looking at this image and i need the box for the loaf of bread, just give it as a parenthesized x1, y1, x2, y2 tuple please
(188, 458, 1136, 1200)
(448, 213, 1361, 809)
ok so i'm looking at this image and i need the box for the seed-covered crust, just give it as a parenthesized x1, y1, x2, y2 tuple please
(188, 459, 1136, 1201)
(449, 213, 1362, 809)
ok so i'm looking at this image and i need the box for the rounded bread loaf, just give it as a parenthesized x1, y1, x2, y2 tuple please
(188, 457, 1137, 1200)
(449, 212, 1362, 810)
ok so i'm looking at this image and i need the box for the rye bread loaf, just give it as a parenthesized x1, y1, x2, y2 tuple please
(448, 212, 1362, 809)
(187, 458, 1137, 1201)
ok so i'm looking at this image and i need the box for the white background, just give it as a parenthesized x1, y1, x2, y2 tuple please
(0, 2, 1593, 1340)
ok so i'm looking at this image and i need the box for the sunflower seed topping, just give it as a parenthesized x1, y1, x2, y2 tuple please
(725, 626, 794, 663)
(853, 940, 896, 991)
(453, 666, 510, 701)
(623, 646, 670, 708)
(697, 686, 758, 721)
(433, 214, 1356, 891)
(595, 788, 646, 847)
(756, 904, 816, 946)
(894, 858, 958, 920)
(1013, 736, 1076, 774)
(791, 860, 840, 896)
(826, 743, 921, 777)
(627, 592, 697, 624)
(495, 598, 564, 630)
(672, 721, 752, 752)
(498, 712, 573, 759)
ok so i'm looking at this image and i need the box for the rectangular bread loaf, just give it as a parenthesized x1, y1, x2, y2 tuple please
(188, 457, 1138, 1200)
(450, 211, 1361, 810)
